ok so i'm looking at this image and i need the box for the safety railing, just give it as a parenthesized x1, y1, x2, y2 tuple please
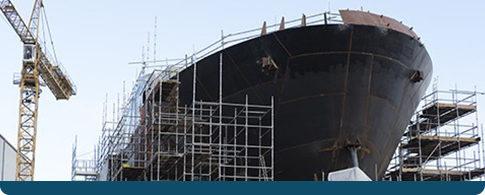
(131, 11, 343, 76)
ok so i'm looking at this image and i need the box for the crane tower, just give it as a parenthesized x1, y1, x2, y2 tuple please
(0, 0, 76, 181)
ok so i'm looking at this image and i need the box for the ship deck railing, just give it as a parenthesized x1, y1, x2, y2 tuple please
(127, 11, 344, 81)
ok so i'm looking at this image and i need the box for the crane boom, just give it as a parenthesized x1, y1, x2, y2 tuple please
(0, 0, 33, 42)
(1, 0, 76, 99)
(0, 0, 76, 181)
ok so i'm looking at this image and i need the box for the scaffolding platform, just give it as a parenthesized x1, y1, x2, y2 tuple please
(408, 103, 476, 133)
(117, 165, 145, 181)
(160, 81, 180, 102)
(404, 135, 480, 158)
(402, 136, 480, 167)
(145, 79, 180, 103)
(385, 88, 484, 181)
(72, 53, 274, 181)
(387, 168, 485, 181)
(71, 139, 98, 181)
(147, 119, 203, 134)
(146, 152, 183, 173)
(73, 171, 97, 177)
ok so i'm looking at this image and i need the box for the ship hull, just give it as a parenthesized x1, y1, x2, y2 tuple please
(178, 24, 432, 180)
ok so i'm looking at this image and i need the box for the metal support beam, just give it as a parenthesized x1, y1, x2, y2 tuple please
(15, 61, 40, 181)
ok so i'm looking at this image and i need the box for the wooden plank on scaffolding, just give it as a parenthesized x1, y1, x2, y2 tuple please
(407, 103, 476, 134)
(403, 135, 480, 158)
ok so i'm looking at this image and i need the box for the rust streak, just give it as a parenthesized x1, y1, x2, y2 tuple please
(290, 51, 410, 69)
(373, 53, 410, 69)
(362, 55, 374, 140)
(403, 67, 432, 114)
(276, 59, 291, 116)
(273, 33, 292, 57)
(224, 78, 285, 100)
(289, 51, 349, 59)
(279, 92, 345, 105)
(364, 139, 382, 159)
(274, 138, 337, 154)
(224, 50, 264, 103)
(407, 44, 425, 68)
(369, 94, 398, 113)
(337, 25, 354, 143)
(223, 49, 414, 104)
(395, 83, 410, 115)
(195, 73, 215, 102)
(225, 50, 252, 87)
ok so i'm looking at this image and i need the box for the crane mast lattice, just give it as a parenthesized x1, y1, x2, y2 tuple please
(0, 0, 76, 181)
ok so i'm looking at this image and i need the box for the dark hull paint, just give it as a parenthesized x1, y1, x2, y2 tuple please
(178, 24, 432, 181)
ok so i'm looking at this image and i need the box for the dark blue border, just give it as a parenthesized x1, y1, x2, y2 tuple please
(0, 181, 483, 195)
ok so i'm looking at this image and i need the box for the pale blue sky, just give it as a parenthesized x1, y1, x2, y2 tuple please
(0, 0, 484, 180)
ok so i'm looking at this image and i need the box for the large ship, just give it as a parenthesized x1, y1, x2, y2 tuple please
(176, 10, 432, 181)
(72, 10, 433, 181)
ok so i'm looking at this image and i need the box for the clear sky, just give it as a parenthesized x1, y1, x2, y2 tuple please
(0, 0, 484, 181)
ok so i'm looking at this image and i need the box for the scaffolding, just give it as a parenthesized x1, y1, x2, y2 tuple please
(71, 137, 97, 181)
(71, 11, 406, 181)
(385, 87, 485, 181)
(72, 52, 274, 181)
(71, 12, 344, 181)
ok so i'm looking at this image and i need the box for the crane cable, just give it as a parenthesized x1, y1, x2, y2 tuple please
(41, 7, 46, 52)
(41, 6, 59, 66)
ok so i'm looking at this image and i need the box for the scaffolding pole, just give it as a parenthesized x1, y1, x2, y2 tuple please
(385, 88, 485, 181)
(73, 56, 274, 181)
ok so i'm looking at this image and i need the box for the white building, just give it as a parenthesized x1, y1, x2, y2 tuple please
(0, 134, 16, 181)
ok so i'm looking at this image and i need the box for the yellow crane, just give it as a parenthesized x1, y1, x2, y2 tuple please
(0, 0, 76, 181)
